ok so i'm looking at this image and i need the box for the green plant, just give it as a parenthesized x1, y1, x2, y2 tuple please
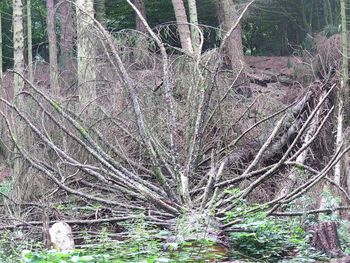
(20, 216, 229, 262)
(0, 230, 43, 263)
(226, 205, 307, 262)
(0, 181, 12, 202)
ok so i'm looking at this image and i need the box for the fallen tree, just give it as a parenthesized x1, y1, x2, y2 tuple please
(0, 0, 348, 253)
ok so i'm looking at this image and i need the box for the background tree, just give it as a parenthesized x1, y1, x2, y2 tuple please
(334, 0, 348, 197)
(58, 0, 74, 89)
(187, 0, 200, 53)
(95, 0, 106, 27)
(171, 0, 193, 53)
(76, 0, 96, 109)
(47, 0, 59, 94)
(132, 0, 147, 32)
(217, 0, 246, 76)
(0, 8, 2, 80)
(12, 0, 26, 204)
(27, 0, 33, 82)
(13, 0, 25, 94)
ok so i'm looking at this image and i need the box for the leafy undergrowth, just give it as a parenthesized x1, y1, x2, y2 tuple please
(19, 240, 228, 263)
(225, 201, 350, 263)
(3, 206, 350, 262)
(228, 214, 326, 263)
(1, 219, 228, 263)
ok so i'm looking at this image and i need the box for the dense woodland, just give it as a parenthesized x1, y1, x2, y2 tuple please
(1, 0, 350, 262)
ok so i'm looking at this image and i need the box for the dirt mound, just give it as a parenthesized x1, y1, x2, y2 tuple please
(245, 56, 301, 77)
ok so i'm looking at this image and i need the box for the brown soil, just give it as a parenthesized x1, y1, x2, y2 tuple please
(245, 56, 302, 77)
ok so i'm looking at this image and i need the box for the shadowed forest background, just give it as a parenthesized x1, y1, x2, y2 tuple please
(1, 0, 350, 262)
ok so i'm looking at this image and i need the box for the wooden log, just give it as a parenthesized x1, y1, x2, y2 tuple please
(247, 68, 294, 87)
(310, 222, 344, 257)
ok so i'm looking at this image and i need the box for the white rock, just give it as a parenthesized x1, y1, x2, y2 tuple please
(49, 222, 75, 252)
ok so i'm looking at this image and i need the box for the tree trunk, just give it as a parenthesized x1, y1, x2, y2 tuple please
(171, 0, 193, 54)
(311, 222, 344, 257)
(12, 0, 27, 206)
(132, 0, 147, 33)
(187, 0, 200, 54)
(58, 0, 74, 89)
(216, 0, 246, 79)
(0, 11, 2, 80)
(13, 0, 25, 94)
(76, 0, 96, 109)
(47, 0, 59, 95)
(95, 0, 106, 28)
(333, 0, 348, 211)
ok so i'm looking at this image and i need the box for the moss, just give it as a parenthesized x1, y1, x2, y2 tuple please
(295, 163, 305, 174)
(77, 125, 88, 139)
(51, 100, 62, 112)
(154, 167, 165, 185)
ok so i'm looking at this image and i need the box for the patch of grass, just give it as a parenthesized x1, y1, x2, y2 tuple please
(226, 204, 309, 262)
(21, 239, 228, 263)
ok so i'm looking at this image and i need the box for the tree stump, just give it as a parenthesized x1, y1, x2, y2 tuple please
(49, 222, 75, 252)
(311, 222, 344, 257)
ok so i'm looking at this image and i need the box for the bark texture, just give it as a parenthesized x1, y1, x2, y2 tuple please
(47, 0, 59, 94)
(216, 0, 246, 77)
(133, 0, 147, 33)
(311, 222, 343, 257)
(12, 0, 29, 205)
(27, 0, 33, 82)
(333, 0, 348, 213)
(0, 11, 2, 80)
(171, 0, 193, 53)
(59, 1, 74, 89)
(187, 0, 200, 53)
(76, 0, 96, 108)
(13, 0, 25, 93)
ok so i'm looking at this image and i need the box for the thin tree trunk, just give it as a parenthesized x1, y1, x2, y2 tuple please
(133, 0, 147, 33)
(76, 0, 96, 109)
(47, 0, 59, 95)
(0, 11, 2, 80)
(13, 0, 25, 94)
(27, 0, 33, 82)
(335, 0, 348, 185)
(340, 0, 349, 117)
(187, 0, 200, 54)
(335, 0, 348, 210)
(12, 0, 26, 204)
(320, 0, 348, 214)
(171, 0, 193, 54)
(216, 0, 246, 78)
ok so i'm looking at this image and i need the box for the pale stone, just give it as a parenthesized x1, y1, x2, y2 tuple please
(49, 222, 75, 251)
